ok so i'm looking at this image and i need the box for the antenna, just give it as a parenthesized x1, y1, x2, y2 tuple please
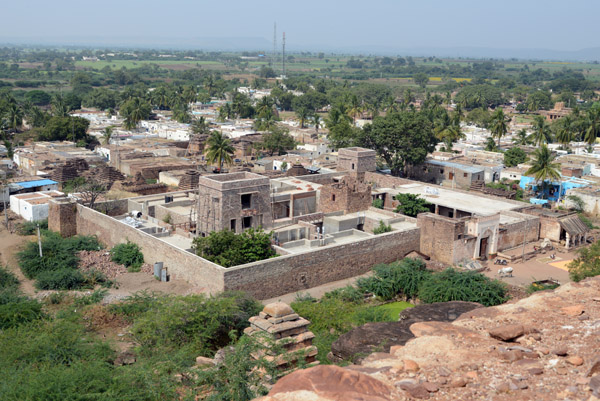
(282, 32, 286, 78)
(272, 22, 277, 67)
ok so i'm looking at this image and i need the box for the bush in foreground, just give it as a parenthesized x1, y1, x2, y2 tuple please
(35, 268, 86, 290)
(356, 258, 430, 300)
(418, 268, 507, 306)
(18, 232, 102, 279)
(110, 242, 144, 271)
(568, 240, 600, 282)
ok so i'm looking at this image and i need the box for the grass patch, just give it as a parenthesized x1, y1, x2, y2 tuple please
(374, 301, 414, 320)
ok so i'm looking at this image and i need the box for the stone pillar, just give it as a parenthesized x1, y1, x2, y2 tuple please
(565, 232, 571, 249)
(48, 197, 78, 237)
(434, 204, 439, 215)
(244, 302, 318, 375)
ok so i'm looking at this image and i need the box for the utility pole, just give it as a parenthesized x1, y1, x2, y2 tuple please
(272, 22, 277, 67)
(37, 223, 43, 258)
(282, 32, 286, 78)
(521, 218, 528, 262)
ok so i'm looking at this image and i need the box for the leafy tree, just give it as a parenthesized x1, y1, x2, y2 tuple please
(526, 90, 553, 111)
(24, 90, 51, 106)
(393, 193, 431, 217)
(418, 268, 507, 306)
(260, 125, 295, 156)
(39, 116, 89, 142)
(205, 131, 235, 171)
(359, 110, 436, 176)
(413, 72, 429, 88)
(568, 240, 600, 282)
(192, 228, 276, 267)
(455, 85, 504, 109)
(503, 147, 527, 167)
(485, 136, 498, 152)
(567, 194, 585, 213)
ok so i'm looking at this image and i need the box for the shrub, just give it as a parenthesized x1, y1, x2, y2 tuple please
(193, 228, 276, 267)
(393, 193, 431, 217)
(418, 268, 507, 306)
(35, 269, 85, 290)
(357, 258, 430, 300)
(578, 213, 598, 229)
(162, 213, 172, 224)
(527, 282, 559, 294)
(74, 289, 108, 306)
(0, 266, 20, 289)
(18, 233, 102, 279)
(0, 289, 44, 329)
(373, 220, 392, 235)
(372, 198, 384, 209)
(322, 285, 364, 303)
(108, 290, 160, 322)
(110, 242, 144, 271)
(568, 240, 600, 282)
(130, 292, 262, 357)
(16, 219, 48, 236)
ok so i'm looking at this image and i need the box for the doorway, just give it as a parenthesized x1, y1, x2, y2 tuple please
(479, 237, 488, 259)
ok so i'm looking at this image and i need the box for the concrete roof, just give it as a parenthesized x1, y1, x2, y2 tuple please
(426, 159, 484, 174)
(391, 183, 522, 216)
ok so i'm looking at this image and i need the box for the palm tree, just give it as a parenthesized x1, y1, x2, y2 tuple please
(101, 126, 113, 145)
(555, 115, 574, 146)
(512, 129, 530, 145)
(51, 94, 69, 117)
(525, 145, 561, 199)
(218, 103, 234, 121)
(584, 105, 600, 145)
(403, 89, 414, 106)
(121, 97, 151, 130)
(436, 123, 464, 152)
(347, 95, 362, 122)
(530, 115, 552, 146)
(191, 117, 210, 135)
(489, 108, 509, 147)
(296, 107, 310, 129)
(6, 103, 23, 132)
(205, 131, 234, 171)
(313, 113, 321, 134)
(384, 96, 400, 114)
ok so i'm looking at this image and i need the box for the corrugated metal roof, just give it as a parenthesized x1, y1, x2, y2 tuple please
(426, 159, 484, 174)
(559, 215, 589, 236)
(13, 179, 58, 189)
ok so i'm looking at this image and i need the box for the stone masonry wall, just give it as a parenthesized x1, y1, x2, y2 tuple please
(417, 213, 465, 265)
(497, 212, 541, 251)
(48, 199, 78, 237)
(318, 177, 372, 214)
(222, 227, 420, 300)
(75, 204, 225, 292)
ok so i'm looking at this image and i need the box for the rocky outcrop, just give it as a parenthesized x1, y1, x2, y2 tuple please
(330, 301, 482, 363)
(257, 277, 600, 400)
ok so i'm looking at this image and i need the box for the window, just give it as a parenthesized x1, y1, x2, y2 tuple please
(230, 219, 236, 232)
(241, 193, 252, 209)
(331, 194, 336, 201)
(242, 216, 252, 229)
(351, 163, 355, 170)
(464, 173, 468, 178)
(440, 169, 444, 174)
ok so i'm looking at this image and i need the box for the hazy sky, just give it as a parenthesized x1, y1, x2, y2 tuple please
(2, 0, 598, 51)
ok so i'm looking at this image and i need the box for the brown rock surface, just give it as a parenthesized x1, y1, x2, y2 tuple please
(255, 276, 600, 401)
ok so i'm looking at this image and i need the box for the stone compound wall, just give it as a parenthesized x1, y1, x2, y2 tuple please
(497, 211, 541, 251)
(222, 227, 420, 300)
(318, 176, 372, 214)
(73, 202, 225, 292)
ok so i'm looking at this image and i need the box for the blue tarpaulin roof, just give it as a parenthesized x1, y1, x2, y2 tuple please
(13, 179, 57, 189)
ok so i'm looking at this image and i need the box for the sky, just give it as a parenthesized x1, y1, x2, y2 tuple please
(2, 0, 599, 53)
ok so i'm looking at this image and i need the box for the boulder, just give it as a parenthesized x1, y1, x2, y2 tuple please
(261, 365, 393, 401)
(330, 301, 482, 363)
(263, 302, 294, 318)
(488, 324, 525, 342)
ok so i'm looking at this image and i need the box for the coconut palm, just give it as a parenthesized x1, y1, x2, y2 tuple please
(205, 131, 234, 171)
(525, 145, 561, 199)
(218, 103, 234, 121)
(489, 108, 509, 147)
(191, 117, 211, 135)
(312, 114, 321, 133)
(6, 103, 23, 132)
(436, 123, 464, 152)
(51, 94, 69, 117)
(530, 115, 552, 146)
(101, 126, 113, 145)
(384, 96, 400, 114)
(512, 129, 530, 145)
(555, 115, 574, 146)
(347, 95, 362, 122)
(296, 107, 310, 129)
(584, 105, 600, 145)
(403, 89, 414, 106)
(121, 97, 151, 130)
